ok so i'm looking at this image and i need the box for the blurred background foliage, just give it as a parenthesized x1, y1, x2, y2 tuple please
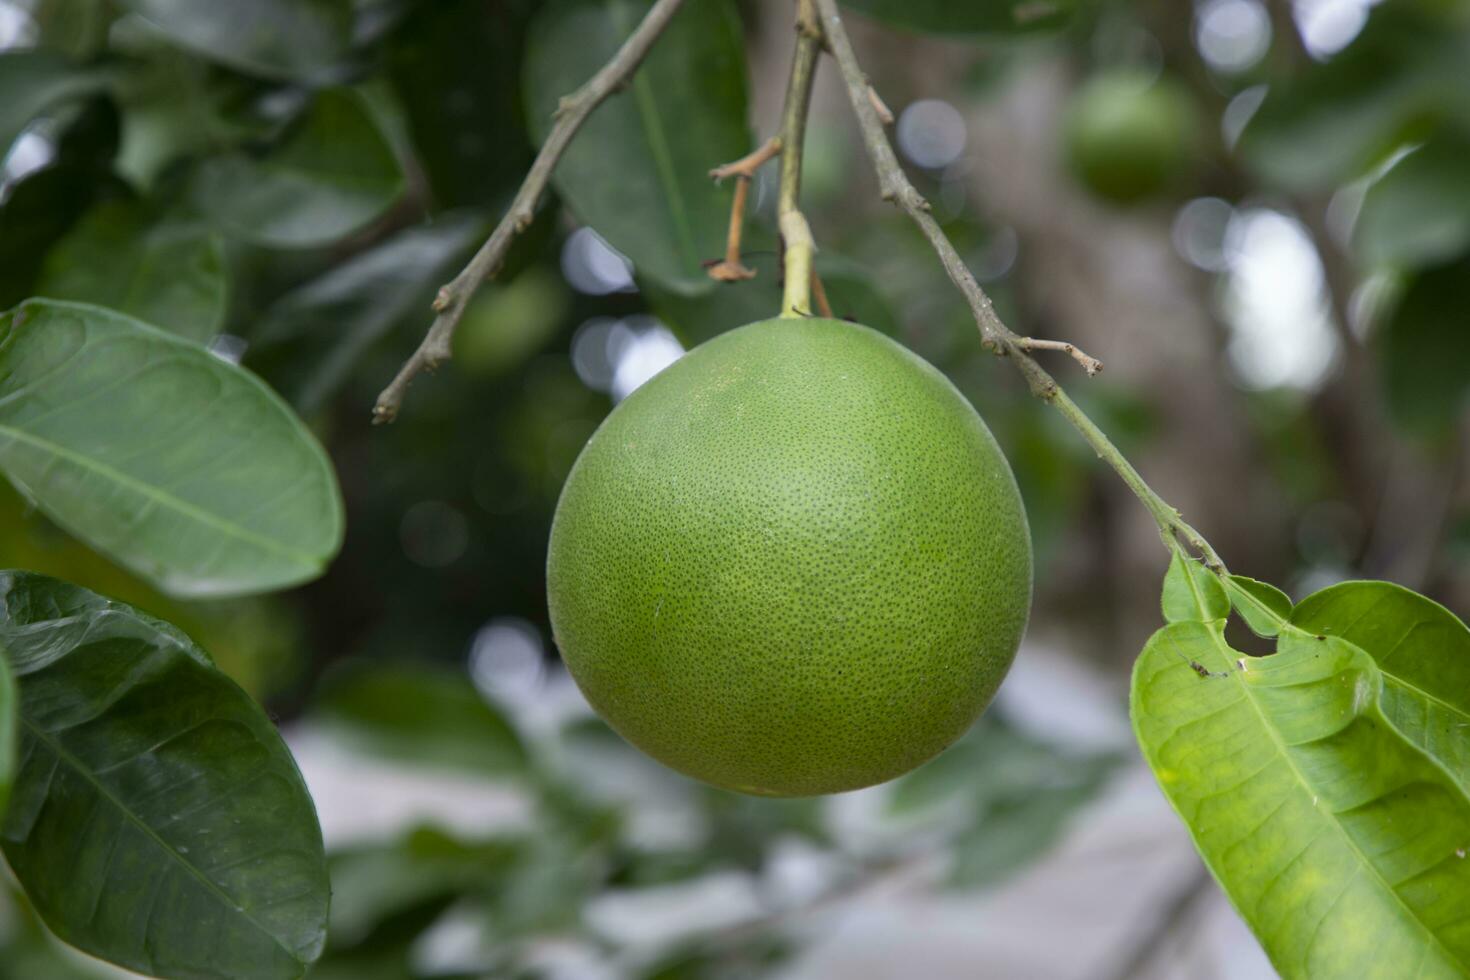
(0, 0, 1466, 976)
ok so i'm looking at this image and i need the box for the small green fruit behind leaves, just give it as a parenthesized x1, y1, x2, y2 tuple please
(1134, 557, 1470, 979)
(523, 0, 751, 293)
(0, 299, 344, 598)
(1062, 70, 1200, 205)
(192, 88, 405, 249)
(0, 570, 329, 980)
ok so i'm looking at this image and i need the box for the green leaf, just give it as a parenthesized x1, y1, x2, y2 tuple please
(192, 89, 405, 249)
(0, 50, 108, 161)
(1161, 551, 1228, 623)
(1226, 574, 1293, 637)
(1355, 133, 1470, 268)
(839, 0, 1075, 36)
(1237, 5, 1470, 191)
(0, 299, 344, 598)
(114, 0, 354, 83)
(1134, 572, 1470, 978)
(36, 198, 227, 344)
(1378, 258, 1470, 440)
(0, 653, 14, 820)
(1293, 580, 1470, 796)
(250, 213, 484, 413)
(524, 0, 750, 292)
(0, 570, 328, 979)
(314, 660, 526, 776)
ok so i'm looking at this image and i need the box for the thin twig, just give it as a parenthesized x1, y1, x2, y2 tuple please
(372, 0, 687, 423)
(811, 266, 834, 318)
(778, 0, 823, 318)
(707, 137, 782, 282)
(1014, 338, 1103, 376)
(867, 84, 895, 125)
(811, 0, 1225, 571)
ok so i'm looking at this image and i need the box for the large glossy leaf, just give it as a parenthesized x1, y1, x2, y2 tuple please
(115, 0, 354, 83)
(0, 571, 328, 979)
(0, 652, 14, 819)
(1133, 558, 1470, 978)
(314, 660, 525, 776)
(524, 0, 750, 293)
(0, 50, 108, 162)
(36, 198, 227, 344)
(1378, 258, 1470, 440)
(0, 299, 344, 598)
(839, 0, 1075, 36)
(1293, 581, 1470, 797)
(193, 89, 405, 249)
(250, 213, 484, 413)
(1355, 133, 1470, 269)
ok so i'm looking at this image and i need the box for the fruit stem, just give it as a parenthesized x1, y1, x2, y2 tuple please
(777, 0, 823, 318)
(372, 0, 688, 423)
(707, 137, 783, 283)
(811, 0, 1226, 573)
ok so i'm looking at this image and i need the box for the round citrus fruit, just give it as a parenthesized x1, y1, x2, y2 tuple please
(1063, 69, 1199, 204)
(547, 317, 1031, 796)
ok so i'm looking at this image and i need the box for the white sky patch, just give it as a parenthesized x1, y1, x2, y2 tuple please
(1292, 0, 1383, 60)
(897, 99, 967, 170)
(1195, 0, 1272, 74)
(561, 226, 635, 295)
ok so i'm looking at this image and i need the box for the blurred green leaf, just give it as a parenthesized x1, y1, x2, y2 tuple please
(1238, 5, 1470, 190)
(37, 197, 227, 343)
(315, 660, 526, 776)
(1134, 563, 1470, 979)
(26, 0, 113, 59)
(0, 652, 14, 820)
(0, 100, 121, 310)
(1356, 133, 1470, 268)
(454, 268, 571, 376)
(0, 570, 328, 979)
(386, 0, 533, 210)
(0, 299, 344, 598)
(839, 0, 1075, 35)
(1378, 257, 1470, 439)
(115, 0, 355, 82)
(1161, 551, 1228, 624)
(1225, 574, 1293, 637)
(329, 826, 524, 948)
(0, 50, 108, 161)
(524, 0, 750, 292)
(251, 212, 484, 413)
(1292, 581, 1470, 796)
(193, 89, 406, 249)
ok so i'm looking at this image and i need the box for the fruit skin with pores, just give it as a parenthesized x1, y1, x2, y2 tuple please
(546, 317, 1032, 796)
(1063, 69, 1200, 204)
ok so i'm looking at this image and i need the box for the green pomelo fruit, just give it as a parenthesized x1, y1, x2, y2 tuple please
(1063, 70, 1199, 204)
(547, 317, 1032, 796)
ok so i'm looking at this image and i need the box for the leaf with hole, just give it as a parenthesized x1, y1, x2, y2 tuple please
(0, 570, 328, 979)
(114, 0, 354, 83)
(1226, 574, 1293, 638)
(0, 299, 344, 598)
(524, 0, 751, 293)
(839, 0, 1075, 36)
(1292, 580, 1470, 797)
(192, 89, 405, 249)
(37, 198, 227, 344)
(1133, 559, 1470, 979)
